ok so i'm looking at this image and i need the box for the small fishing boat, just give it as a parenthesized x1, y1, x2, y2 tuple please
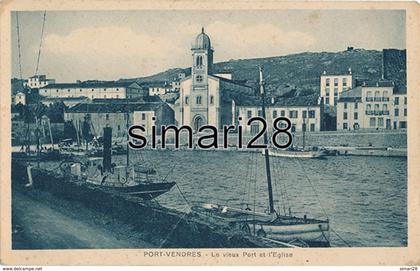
(265, 148, 327, 158)
(67, 126, 175, 200)
(192, 67, 330, 247)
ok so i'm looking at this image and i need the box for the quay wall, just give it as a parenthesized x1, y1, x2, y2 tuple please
(291, 130, 407, 148)
(11, 162, 271, 248)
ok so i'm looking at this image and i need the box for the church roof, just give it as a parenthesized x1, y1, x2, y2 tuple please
(192, 27, 211, 50)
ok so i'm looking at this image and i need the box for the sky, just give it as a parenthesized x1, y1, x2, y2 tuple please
(11, 10, 405, 82)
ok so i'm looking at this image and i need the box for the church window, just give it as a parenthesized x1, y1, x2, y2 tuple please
(196, 96, 202, 105)
(196, 75, 203, 83)
(210, 95, 214, 104)
(196, 55, 203, 67)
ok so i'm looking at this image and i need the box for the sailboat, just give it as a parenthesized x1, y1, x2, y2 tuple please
(191, 67, 330, 247)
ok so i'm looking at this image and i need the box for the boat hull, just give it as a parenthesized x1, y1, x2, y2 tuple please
(250, 221, 330, 246)
(266, 149, 327, 158)
(96, 181, 176, 200)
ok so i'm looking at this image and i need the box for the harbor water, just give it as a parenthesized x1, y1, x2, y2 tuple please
(123, 150, 407, 248)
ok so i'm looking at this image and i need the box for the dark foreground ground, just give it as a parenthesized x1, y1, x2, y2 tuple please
(12, 187, 155, 249)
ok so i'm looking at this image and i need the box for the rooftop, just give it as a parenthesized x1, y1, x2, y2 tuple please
(66, 102, 164, 113)
(41, 80, 139, 89)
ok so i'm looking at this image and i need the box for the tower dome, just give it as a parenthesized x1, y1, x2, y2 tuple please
(194, 27, 211, 50)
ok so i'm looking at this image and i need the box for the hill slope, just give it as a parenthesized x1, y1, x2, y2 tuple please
(123, 49, 385, 96)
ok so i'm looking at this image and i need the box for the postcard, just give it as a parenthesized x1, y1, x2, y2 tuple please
(0, 0, 419, 266)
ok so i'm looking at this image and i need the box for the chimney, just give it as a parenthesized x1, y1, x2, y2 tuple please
(348, 67, 352, 75)
(271, 97, 275, 105)
(323, 71, 327, 75)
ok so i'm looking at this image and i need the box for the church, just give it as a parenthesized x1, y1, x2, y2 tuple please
(175, 28, 255, 131)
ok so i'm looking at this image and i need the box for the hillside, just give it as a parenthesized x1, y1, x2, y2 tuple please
(122, 49, 392, 96)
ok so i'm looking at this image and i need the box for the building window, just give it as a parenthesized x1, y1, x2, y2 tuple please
(247, 110, 252, 119)
(104, 95, 107, 98)
(68, 89, 71, 92)
(383, 104, 388, 111)
(281, 110, 285, 117)
(343, 78, 347, 86)
(185, 96, 189, 105)
(196, 55, 203, 67)
(404, 97, 407, 105)
(196, 75, 203, 83)
(326, 89, 330, 96)
(80, 89, 82, 92)
(302, 110, 307, 119)
(258, 110, 262, 117)
(250, 124, 259, 135)
(355, 103, 358, 109)
(92, 89, 94, 91)
(334, 88, 338, 96)
(106, 114, 109, 120)
(404, 108, 407, 116)
(118, 125, 121, 131)
(289, 110, 298, 118)
(378, 117, 384, 127)
(196, 96, 202, 105)
(310, 123, 315, 132)
(400, 121, 407, 129)
(370, 117, 376, 127)
(395, 97, 399, 105)
(334, 78, 338, 86)
(104, 88, 107, 91)
(343, 112, 348, 120)
(343, 123, 348, 130)
(210, 95, 214, 105)
(116, 88, 119, 91)
(272, 110, 277, 118)
(354, 112, 358, 120)
(334, 97, 337, 105)
(326, 97, 330, 105)
(326, 78, 330, 86)
(142, 113, 146, 120)
(395, 108, 399, 116)
(116, 95, 119, 98)
(309, 110, 315, 118)
(344, 103, 348, 109)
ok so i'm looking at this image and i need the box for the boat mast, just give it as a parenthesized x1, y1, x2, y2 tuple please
(259, 66, 275, 214)
(126, 94, 129, 167)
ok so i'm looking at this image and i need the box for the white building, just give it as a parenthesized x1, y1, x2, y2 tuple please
(235, 95, 322, 134)
(39, 81, 146, 101)
(24, 75, 55, 89)
(336, 81, 406, 130)
(320, 69, 353, 107)
(176, 28, 254, 130)
(149, 83, 171, 96)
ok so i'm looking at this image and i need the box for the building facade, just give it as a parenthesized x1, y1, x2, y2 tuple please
(235, 95, 322, 134)
(176, 28, 254, 130)
(24, 75, 55, 89)
(336, 81, 407, 130)
(39, 81, 146, 101)
(64, 100, 175, 138)
(320, 69, 353, 107)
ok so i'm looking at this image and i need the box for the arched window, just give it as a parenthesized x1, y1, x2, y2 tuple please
(196, 55, 203, 67)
